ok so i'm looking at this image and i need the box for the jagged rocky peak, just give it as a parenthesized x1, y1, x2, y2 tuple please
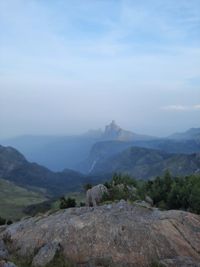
(103, 120, 135, 141)
(104, 120, 121, 137)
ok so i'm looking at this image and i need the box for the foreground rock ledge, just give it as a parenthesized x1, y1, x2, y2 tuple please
(1, 201, 200, 267)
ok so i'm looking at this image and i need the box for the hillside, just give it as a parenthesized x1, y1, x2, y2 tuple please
(169, 127, 200, 141)
(0, 178, 47, 220)
(90, 146, 200, 179)
(1, 135, 98, 171)
(1, 202, 200, 267)
(133, 138, 200, 154)
(79, 140, 135, 173)
(0, 145, 85, 197)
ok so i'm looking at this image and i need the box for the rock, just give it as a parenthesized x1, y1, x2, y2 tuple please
(32, 241, 60, 267)
(134, 200, 152, 209)
(116, 199, 127, 210)
(159, 256, 200, 267)
(0, 202, 200, 267)
(145, 196, 153, 206)
(86, 184, 108, 206)
(0, 241, 9, 260)
(0, 227, 7, 235)
(0, 261, 17, 267)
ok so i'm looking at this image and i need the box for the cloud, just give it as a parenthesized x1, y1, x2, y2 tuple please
(162, 105, 200, 111)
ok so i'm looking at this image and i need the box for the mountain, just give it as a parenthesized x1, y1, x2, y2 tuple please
(1, 121, 156, 171)
(79, 137, 200, 174)
(78, 140, 135, 173)
(89, 146, 200, 179)
(169, 127, 200, 141)
(102, 120, 156, 141)
(0, 145, 85, 196)
(1, 202, 200, 266)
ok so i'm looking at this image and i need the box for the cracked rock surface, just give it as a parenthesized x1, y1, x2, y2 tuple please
(0, 201, 200, 267)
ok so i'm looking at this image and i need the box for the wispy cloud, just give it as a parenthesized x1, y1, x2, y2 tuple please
(162, 105, 200, 111)
(0, 0, 200, 137)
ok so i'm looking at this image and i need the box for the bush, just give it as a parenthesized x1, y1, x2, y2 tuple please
(59, 197, 76, 209)
(0, 216, 6, 225)
(101, 172, 200, 215)
(112, 173, 137, 187)
(101, 173, 138, 203)
(7, 219, 13, 225)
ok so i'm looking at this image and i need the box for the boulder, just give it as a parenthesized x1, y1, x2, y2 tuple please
(32, 241, 60, 267)
(0, 202, 200, 267)
(145, 196, 153, 206)
(86, 184, 108, 206)
(159, 256, 200, 267)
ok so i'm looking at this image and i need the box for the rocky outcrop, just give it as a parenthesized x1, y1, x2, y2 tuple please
(103, 120, 135, 141)
(1, 201, 200, 267)
(145, 196, 153, 206)
(86, 184, 108, 206)
(32, 241, 60, 267)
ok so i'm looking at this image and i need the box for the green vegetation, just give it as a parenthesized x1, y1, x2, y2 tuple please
(0, 216, 6, 225)
(102, 173, 139, 202)
(53, 192, 85, 209)
(101, 172, 200, 214)
(83, 183, 92, 191)
(0, 178, 47, 220)
(59, 197, 76, 209)
(144, 171, 200, 214)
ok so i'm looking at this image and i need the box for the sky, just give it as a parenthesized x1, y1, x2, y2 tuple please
(0, 0, 200, 138)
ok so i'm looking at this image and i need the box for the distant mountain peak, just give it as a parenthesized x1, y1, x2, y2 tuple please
(103, 121, 134, 141)
(104, 120, 121, 137)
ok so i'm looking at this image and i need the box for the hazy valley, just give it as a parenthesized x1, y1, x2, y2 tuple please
(1, 125, 200, 267)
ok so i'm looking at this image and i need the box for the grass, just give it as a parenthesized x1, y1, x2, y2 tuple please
(0, 178, 47, 220)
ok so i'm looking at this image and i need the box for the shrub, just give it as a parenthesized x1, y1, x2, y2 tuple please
(7, 219, 13, 225)
(59, 197, 76, 209)
(0, 216, 6, 225)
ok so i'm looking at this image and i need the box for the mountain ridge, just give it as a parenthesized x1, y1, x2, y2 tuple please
(0, 145, 85, 197)
(1, 121, 156, 171)
(89, 146, 200, 179)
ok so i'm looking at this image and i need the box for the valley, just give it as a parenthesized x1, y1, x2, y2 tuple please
(1, 122, 200, 222)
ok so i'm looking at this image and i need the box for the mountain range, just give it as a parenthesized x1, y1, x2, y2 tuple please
(1, 122, 200, 190)
(1, 121, 156, 171)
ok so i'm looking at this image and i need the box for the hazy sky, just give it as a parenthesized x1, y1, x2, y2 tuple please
(1, 0, 200, 138)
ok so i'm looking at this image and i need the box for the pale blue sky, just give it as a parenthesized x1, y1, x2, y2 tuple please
(0, 0, 200, 138)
